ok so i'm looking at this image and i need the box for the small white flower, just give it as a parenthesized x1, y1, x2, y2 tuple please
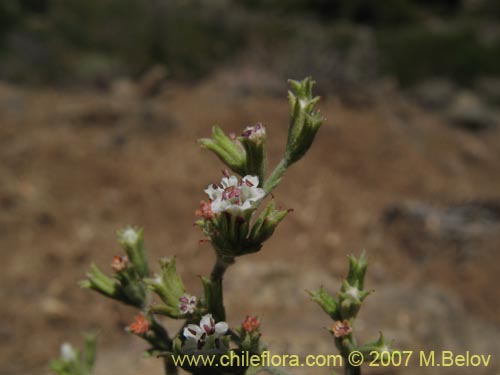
(205, 175, 265, 215)
(345, 286, 360, 300)
(242, 123, 266, 142)
(119, 227, 139, 246)
(183, 313, 228, 352)
(178, 294, 197, 315)
(60, 343, 77, 362)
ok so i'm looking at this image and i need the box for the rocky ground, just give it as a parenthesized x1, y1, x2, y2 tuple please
(0, 67, 499, 374)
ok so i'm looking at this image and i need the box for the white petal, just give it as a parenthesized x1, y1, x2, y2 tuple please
(214, 322, 228, 336)
(221, 176, 238, 188)
(243, 175, 259, 187)
(199, 314, 214, 330)
(184, 324, 202, 339)
(211, 199, 228, 214)
(205, 185, 221, 200)
(240, 201, 253, 211)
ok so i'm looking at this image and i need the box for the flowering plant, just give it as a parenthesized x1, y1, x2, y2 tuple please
(51, 78, 395, 375)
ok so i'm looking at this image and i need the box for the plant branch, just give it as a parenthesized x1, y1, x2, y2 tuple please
(263, 157, 288, 195)
(344, 362, 361, 375)
(163, 357, 178, 375)
(209, 256, 232, 321)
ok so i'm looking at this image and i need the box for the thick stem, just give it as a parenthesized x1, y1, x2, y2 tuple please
(209, 257, 231, 321)
(163, 357, 178, 375)
(344, 362, 361, 375)
(263, 157, 288, 195)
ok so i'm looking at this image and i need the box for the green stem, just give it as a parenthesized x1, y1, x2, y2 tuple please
(209, 257, 232, 321)
(263, 157, 289, 195)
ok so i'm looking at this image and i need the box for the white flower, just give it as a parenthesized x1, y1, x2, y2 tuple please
(60, 343, 77, 362)
(205, 175, 265, 215)
(178, 294, 197, 315)
(119, 227, 139, 246)
(242, 123, 266, 142)
(183, 314, 228, 352)
(345, 286, 360, 300)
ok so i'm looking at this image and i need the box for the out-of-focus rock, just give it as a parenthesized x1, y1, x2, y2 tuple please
(40, 297, 70, 319)
(137, 65, 168, 98)
(475, 77, 500, 105)
(447, 91, 497, 131)
(413, 79, 456, 110)
(361, 283, 500, 374)
(384, 201, 500, 241)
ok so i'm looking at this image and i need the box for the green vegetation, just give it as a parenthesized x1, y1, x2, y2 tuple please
(1, 0, 499, 87)
(378, 25, 500, 86)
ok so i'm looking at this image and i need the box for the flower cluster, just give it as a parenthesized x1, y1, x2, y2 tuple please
(205, 175, 265, 216)
(309, 252, 396, 367)
(182, 314, 228, 352)
(54, 78, 396, 375)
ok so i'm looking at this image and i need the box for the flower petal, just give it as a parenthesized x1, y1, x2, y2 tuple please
(184, 324, 202, 339)
(214, 322, 228, 336)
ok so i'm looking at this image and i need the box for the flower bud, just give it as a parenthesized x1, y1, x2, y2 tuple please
(238, 123, 267, 183)
(145, 257, 193, 318)
(236, 316, 262, 354)
(199, 125, 247, 176)
(111, 255, 129, 272)
(242, 316, 261, 333)
(80, 263, 122, 299)
(80, 261, 149, 308)
(307, 286, 339, 320)
(346, 251, 368, 290)
(118, 226, 149, 278)
(247, 200, 290, 249)
(50, 335, 97, 375)
(129, 314, 150, 335)
(339, 280, 371, 319)
(60, 343, 77, 362)
(330, 319, 352, 338)
(285, 77, 324, 165)
(359, 332, 397, 360)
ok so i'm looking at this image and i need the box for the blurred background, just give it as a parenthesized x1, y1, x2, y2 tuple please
(0, 0, 499, 374)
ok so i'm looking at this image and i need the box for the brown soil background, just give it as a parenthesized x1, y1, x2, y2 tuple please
(0, 69, 499, 375)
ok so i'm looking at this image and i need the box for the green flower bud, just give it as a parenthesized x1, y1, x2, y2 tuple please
(199, 125, 247, 176)
(346, 251, 368, 290)
(359, 332, 397, 360)
(145, 257, 194, 318)
(80, 261, 149, 308)
(118, 227, 149, 278)
(247, 200, 290, 250)
(307, 286, 340, 320)
(50, 334, 97, 375)
(285, 77, 324, 165)
(238, 123, 267, 183)
(236, 316, 262, 354)
(339, 280, 371, 319)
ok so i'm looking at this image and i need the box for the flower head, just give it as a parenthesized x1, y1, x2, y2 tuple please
(183, 314, 228, 351)
(119, 227, 140, 247)
(331, 319, 352, 338)
(178, 294, 197, 315)
(129, 314, 149, 335)
(242, 316, 261, 333)
(205, 175, 265, 215)
(242, 123, 266, 143)
(111, 255, 129, 272)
